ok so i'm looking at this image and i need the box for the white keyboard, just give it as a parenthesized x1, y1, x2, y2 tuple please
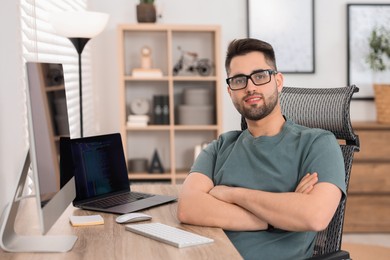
(125, 222, 214, 248)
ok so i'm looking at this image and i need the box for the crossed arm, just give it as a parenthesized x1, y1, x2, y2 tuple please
(177, 172, 341, 232)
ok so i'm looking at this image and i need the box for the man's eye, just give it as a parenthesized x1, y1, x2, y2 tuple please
(232, 77, 246, 84)
(253, 73, 266, 80)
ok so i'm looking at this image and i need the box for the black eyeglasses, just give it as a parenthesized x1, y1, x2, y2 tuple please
(226, 69, 278, 91)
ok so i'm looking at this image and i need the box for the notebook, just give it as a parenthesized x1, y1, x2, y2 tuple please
(60, 133, 176, 214)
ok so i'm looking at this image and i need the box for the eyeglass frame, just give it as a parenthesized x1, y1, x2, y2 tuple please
(226, 69, 278, 91)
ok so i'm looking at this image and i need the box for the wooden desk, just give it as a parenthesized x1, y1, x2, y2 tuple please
(0, 185, 242, 260)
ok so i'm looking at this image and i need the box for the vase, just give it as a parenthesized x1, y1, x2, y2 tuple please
(136, 4, 156, 23)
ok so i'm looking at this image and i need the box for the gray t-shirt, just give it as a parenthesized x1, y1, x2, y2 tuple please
(190, 120, 346, 260)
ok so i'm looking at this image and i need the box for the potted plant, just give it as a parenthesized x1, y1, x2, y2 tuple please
(366, 26, 390, 124)
(136, 0, 156, 23)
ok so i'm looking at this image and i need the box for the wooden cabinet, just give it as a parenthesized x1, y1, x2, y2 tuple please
(117, 24, 222, 184)
(344, 122, 390, 232)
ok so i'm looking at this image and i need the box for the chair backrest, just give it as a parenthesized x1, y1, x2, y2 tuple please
(241, 85, 360, 257)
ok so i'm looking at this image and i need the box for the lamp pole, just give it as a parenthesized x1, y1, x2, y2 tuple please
(69, 37, 90, 138)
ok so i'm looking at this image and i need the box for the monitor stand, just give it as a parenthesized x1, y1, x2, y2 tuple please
(0, 152, 77, 252)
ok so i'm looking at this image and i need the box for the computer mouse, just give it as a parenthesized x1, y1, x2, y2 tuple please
(115, 213, 152, 224)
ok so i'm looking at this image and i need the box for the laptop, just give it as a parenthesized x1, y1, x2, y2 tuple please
(60, 133, 176, 214)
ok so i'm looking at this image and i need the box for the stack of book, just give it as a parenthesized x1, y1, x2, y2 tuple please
(132, 68, 163, 78)
(127, 115, 150, 127)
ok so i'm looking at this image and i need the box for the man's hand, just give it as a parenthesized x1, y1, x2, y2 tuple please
(295, 172, 318, 193)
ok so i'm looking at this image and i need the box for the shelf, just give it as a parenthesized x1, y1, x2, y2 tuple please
(118, 24, 222, 184)
(124, 76, 170, 81)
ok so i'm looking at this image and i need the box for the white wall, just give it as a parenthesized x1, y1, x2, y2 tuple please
(0, 0, 27, 220)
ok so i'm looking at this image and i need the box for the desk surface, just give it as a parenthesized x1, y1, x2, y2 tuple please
(0, 184, 242, 260)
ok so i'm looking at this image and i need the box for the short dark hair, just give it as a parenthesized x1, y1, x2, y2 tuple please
(225, 38, 277, 75)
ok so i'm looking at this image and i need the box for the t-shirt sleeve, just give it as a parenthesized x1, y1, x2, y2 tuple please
(303, 132, 346, 196)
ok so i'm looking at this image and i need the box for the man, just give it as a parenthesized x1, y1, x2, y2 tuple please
(177, 38, 345, 259)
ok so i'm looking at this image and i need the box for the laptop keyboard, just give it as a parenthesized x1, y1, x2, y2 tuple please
(83, 192, 154, 209)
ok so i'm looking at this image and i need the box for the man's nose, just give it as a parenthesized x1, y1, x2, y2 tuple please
(246, 77, 257, 92)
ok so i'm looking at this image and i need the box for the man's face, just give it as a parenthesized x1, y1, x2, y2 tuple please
(227, 52, 283, 121)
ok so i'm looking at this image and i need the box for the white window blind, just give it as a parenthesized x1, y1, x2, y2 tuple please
(20, 0, 95, 138)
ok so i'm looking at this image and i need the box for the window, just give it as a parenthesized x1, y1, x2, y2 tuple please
(21, 0, 95, 138)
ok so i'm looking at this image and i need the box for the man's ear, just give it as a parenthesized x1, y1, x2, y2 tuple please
(227, 86, 232, 97)
(275, 72, 284, 93)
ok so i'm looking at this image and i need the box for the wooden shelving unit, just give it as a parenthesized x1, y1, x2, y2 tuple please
(117, 24, 222, 184)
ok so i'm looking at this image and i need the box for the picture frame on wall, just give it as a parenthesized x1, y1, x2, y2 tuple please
(347, 4, 390, 100)
(247, 0, 315, 74)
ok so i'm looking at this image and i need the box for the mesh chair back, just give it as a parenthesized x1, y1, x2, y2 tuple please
(240, 85, 360, 257)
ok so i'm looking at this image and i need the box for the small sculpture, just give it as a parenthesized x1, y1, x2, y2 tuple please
(141, 46, 152, 69)
(132, 46, 162, 78)
(173, 46, 212, 76)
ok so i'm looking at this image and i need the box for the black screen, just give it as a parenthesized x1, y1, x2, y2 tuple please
(70, 133, 130, 201)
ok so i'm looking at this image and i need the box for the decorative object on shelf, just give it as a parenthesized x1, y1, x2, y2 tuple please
(148, 149, 164, 173)
(152, 95, 169, 125)
(128, 158, 148, 173)
(172, 47, 212, 76)
(177, 88, 214, 125)
(366, 26, 390, 124)
(141, 46, 152, 69)
(128, 98, 150, 127)
(347, 4, 390, 99)
(136, 0, 157, 23)
(130, 98, 150, 115)
(49, 11, 109, 137)
(132, 46, 162, 78)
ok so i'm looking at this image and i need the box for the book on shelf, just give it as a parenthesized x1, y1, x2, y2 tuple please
(132, 68, 163, 78)
(162, 95, 169, 125)
(127, 114, 149, 127)
(127, 121, 148, 127)
(153, 95, 169, 125)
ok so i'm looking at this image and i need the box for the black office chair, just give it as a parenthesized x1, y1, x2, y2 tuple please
(241, 85, 360, 260)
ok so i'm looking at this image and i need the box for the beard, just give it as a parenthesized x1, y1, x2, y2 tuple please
(233, 87, 279, 121)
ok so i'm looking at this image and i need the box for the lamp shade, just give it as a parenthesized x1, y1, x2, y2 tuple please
(49, 11, 109, 38)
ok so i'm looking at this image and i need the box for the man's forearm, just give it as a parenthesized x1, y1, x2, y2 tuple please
(177, 173, 268, 231)
(210, 183, 341, 232)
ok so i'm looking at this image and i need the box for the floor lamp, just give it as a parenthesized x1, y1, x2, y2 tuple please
(49, 11, 109, 137)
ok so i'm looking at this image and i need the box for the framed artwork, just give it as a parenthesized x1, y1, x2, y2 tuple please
(347, 4, 390, 100)
(247, 0, 315, 73)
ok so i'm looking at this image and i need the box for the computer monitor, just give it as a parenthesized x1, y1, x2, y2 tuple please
(0, 62, 77, 252)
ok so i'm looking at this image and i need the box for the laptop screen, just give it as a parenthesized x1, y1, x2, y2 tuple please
(69, 133, 130, 201)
